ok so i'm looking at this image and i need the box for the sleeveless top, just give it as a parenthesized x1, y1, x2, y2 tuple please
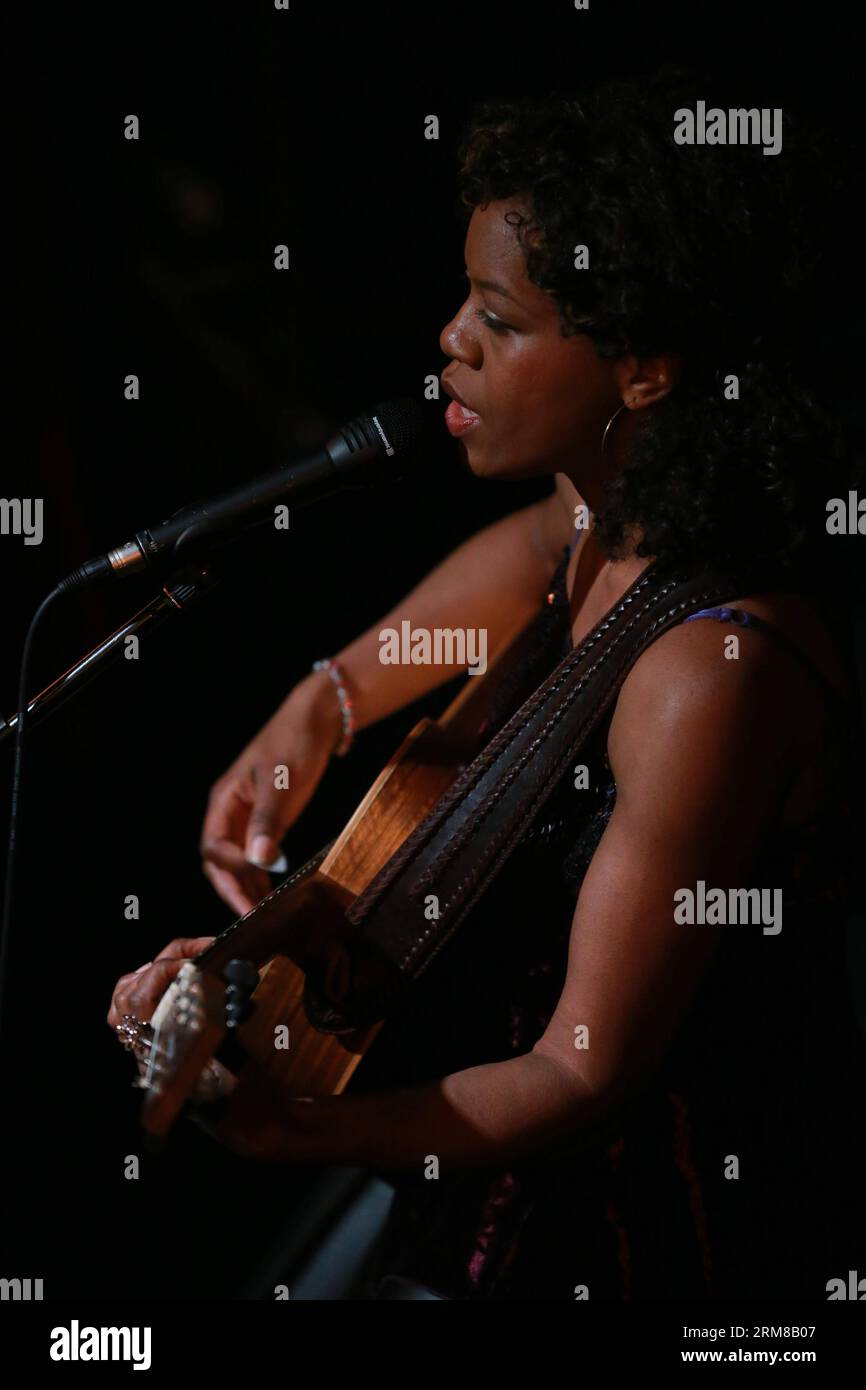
(356, 539, 866, 1300)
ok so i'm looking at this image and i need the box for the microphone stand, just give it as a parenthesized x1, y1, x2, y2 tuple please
(0, 562, 220, 747)
(0, 558, 226, 1054)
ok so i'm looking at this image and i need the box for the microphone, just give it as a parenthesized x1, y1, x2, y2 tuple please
(60, 397, 429, 590)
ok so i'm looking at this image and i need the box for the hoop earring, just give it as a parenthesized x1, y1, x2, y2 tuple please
(601, 403, 628, 465)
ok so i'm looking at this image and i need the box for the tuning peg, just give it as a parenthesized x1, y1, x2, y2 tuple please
(222, 958, 258, 1029)
(222, 959, 259, 991)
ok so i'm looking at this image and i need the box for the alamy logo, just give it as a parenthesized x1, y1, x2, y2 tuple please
(673, 102, 782, 156)
(674, 880, 782, 935)
(826, 1270, 866, 1299)
(826, 491, 865, 535)
(0, 1276, 43, 1300)
(0, 498, 43, 545)
(379, 622, 487, 675)
(49, 1321, 152, 1371)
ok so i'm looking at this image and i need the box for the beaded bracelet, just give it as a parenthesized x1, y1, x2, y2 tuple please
(311, 657, 356, 756)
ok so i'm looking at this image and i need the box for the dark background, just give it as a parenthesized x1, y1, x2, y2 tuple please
(4, 1, 865, 1298)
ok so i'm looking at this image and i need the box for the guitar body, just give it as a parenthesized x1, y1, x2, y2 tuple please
(141, 612, 535, 1139)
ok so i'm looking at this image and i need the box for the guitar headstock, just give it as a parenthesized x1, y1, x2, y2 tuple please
(138, 962, 233, 1141)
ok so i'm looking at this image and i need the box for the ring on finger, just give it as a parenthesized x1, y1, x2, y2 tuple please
(115, 1013, 154, 1061)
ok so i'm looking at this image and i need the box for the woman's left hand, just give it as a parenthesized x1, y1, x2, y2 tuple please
(107, 936, 217, 1032)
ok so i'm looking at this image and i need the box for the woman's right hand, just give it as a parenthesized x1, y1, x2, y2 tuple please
(199, 671, 343, 917)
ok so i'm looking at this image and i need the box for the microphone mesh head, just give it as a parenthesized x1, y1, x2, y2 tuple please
(370, 397, 430, 455)
(327, 396, 433, 482)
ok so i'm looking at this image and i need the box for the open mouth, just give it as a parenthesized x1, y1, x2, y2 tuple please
(444, 399, 481, 436)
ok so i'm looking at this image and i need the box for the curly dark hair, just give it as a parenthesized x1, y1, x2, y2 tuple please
(454, 66, 861, 582)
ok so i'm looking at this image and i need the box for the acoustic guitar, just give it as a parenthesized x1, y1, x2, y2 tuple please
(134, 610, 536, 1141)
(130, 554, 749, 1140)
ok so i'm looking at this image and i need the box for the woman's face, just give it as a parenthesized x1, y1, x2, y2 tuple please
(439, 197, 624, 486)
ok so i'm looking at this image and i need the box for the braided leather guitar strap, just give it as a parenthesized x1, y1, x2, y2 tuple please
(304, 559, 764, 1033)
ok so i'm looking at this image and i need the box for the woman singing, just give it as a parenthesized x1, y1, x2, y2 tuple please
(107, 67, 866, 1300)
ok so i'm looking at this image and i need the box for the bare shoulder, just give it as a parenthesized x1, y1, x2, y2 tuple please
(615, 586, 851, 732)
(607, 597, 848, 827)
(608, 616, 799, 803)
